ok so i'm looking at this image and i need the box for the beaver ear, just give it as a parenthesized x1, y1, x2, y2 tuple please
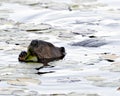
(60, 47, 65, 53)
(30, 40, 39, 47)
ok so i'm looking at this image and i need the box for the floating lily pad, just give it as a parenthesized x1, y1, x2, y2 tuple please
(72, 28, 97, 36)
(71, 4, 79, 10)
(51, 94, 66, 96)
(100, 61, 120, 72)
(12, 90, 25, 96)
(0, 88, 12, 95)
(68, 92, 100, 96)
(0, 18, 15, 25)
(9, 63, 43, 69)
(57, 77, 81, 83)
(101, 53, 119, 61)
(20, 23, 52, 33)
(12, 90, 38, 96)
(84, 76, 105, 82)
(0, 87, 20, 95)
(93, 80, 120, 87)
(7, 80, 27, 86)
(71, 39, 108, 47)
(17, 77, 41, 85)
(109, 66, 120, 72)
(100, 66, 112, 71)
(58, 32, 74, 40)
(43, 2, 69, 10)
(112, 62, 120, 66)
(28, 3, 40, 6)
(16, 68, 38, 74)
(0, 68, 16, 75)
(7, 77, 41, 86)
(100, 65, 120, 72)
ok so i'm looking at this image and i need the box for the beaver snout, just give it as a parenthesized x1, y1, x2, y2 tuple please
(18, 51, 27, 61)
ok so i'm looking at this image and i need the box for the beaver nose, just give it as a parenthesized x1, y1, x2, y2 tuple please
(60, 47, 66, 55)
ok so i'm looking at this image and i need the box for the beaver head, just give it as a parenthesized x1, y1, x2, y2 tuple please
(18, 51, 27, 62)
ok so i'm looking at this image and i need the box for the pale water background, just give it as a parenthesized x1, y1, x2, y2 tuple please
(0, 0, 120, 96)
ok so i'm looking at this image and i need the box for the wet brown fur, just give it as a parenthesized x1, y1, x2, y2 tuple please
(19, 40, 66, 66)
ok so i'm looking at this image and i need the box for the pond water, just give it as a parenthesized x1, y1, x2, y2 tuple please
(0, 0, 120, 96)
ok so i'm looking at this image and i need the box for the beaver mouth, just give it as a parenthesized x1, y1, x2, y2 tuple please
(60, 47, 66, 56)
(18, 57, 26, 61)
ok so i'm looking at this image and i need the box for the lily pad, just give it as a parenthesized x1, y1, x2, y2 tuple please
(12, 90, 38, 96)
(0, 87, 20, 95)
(16, 69, 38, 74)
(109, 66, 120, 72)
(7, 80, 27, 86)
(51, 94, 66, 96)
(12, 90, 25, 96)
(71, 39, 108, 47)
(0, 88, 12, 95)
(17, 77, 41, 85)
(7, 77, 41, 86)
(43, 2, 69, 10)
(57, 77, 81, 83)
(68, 92, 100, 96)
(20, 23, 52, 33)
(93, 80, 120, 87)
(58, 32, 74, 40)
(0, 68, 16, 75)
(100, 62, 120, 72)
(84, 76, 105, 82)
(101, 53, 119, 61)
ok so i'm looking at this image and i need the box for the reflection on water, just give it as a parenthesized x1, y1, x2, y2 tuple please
(0, 0, 120, 96)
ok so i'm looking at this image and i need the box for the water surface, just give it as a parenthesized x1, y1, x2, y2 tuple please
(0, 0, 120, 96)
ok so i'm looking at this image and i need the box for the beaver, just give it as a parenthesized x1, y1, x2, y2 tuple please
(18, 40, 66, 66)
